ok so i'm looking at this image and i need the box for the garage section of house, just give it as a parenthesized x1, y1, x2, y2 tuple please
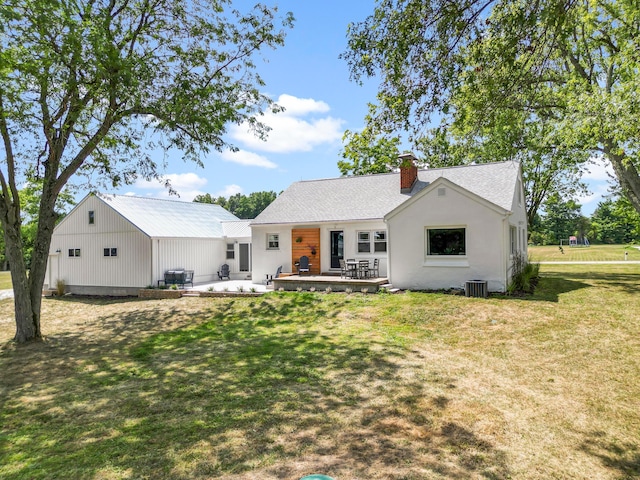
(45, 194, 251, 295)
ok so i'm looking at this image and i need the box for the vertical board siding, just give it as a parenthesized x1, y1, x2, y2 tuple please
(55, 231, 150, 287)
(153, 238, 226, 284)
(291, 228, 320, 274)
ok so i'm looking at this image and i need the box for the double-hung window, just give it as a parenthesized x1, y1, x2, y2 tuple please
(374, 231, 387, 252)
(357, 230, 388, 253)
(267, 233, 279, 250)
(226, 243, 235, 259)
(357, 232, 370, 253)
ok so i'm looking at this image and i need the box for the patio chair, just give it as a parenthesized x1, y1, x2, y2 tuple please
(370, 258, 380, 278)
(217, 264, 230, 280)
(183, 270, 194, 288)
(339, 259, 349, 278)
(297, 255, 310, 275)
(358, 259, 370, 279)
(266, 265, 282, 285)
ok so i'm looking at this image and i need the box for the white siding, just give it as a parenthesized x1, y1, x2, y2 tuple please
(47, 194, 240, 292)
(151, 237, 228, 284)
(387, 183, 508, 292)
(48, 195, 151, 289)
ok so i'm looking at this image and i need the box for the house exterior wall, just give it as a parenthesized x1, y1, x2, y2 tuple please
(150, 237, 231, 285)
(386, 184, 509, 292)
(251, 221, 389, 283)
(507, 175, 529, 284)
(46, 196, 151, 295)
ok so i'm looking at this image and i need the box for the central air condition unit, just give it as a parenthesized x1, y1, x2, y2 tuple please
(465, 280, 488, 298)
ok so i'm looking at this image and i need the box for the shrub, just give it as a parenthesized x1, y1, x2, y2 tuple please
(508, 253, 540, 295)
(56, 279, 66, 296)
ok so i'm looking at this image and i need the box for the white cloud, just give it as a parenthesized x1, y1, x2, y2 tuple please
(276, 94, 330, 116)
(214, 184, 243, 198)
(220, 150, 277, 169)
(132, 172, 209, 201)
(229, 94, 345, 154)
(582, 157, 615, 181)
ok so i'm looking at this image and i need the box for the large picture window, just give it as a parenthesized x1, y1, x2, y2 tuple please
(427, 228, 466, 256)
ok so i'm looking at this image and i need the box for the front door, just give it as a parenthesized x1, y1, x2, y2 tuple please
(239, 243, 250, 272)
(330, 231, 344, 269)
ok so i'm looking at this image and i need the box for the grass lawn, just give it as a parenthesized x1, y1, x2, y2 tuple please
(0, 271, 12, 290)
(1, 264, 639, 479)
(528, 243, 640, 262)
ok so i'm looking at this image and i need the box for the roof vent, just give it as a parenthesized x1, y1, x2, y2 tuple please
(438, 187, 446, 196)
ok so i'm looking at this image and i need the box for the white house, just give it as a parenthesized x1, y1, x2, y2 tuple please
(45, 194, 252, 295)
(250, 156, 528, 292)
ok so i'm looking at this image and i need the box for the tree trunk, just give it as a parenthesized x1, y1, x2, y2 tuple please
(3, 185, 58, 343)
(603, 140, 640, 215)
(3, 214, 39, 343)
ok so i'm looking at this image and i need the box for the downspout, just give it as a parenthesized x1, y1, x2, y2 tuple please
(502, 212, 510, 292)
(384, 217, 391, 284)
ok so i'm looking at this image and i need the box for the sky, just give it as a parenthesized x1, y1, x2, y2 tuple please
(110, 0, 614, 216)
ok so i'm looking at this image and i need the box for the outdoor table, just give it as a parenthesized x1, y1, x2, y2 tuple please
(345, 260, 359, 278)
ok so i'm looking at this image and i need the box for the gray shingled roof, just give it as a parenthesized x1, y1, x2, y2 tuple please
(98, 194, 240, 238)
(252, 161, 520, 225)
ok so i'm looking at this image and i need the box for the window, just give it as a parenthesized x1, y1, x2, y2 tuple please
(226, 243, 235, 259)
(510, 226, 517, 255)
(267, 233, 279, 250)
(357, 232, 370, 253)
(68, 248, 81, 257)
(88, 211, 95, 224)
(358, 230, 388, 253)
(103, 248, 117, 257)
(427, 228, 466, 256)
(374, 231, 387, 252)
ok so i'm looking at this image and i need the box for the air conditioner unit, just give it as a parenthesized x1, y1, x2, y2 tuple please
(465, 280, 488, 298)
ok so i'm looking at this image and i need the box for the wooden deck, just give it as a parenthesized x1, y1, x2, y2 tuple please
(272, 274, 388, 292)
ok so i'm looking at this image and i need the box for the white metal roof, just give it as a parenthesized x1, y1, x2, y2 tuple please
(251, 161, 520, 225)
(97, 194, 240, 238)
(221, 220, 252, 238)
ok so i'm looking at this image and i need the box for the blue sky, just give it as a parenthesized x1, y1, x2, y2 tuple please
(112, 0, 613, 216)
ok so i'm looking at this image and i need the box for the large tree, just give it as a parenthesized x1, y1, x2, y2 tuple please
(0, 0, 293, 342)
(342, 0, 640, 215)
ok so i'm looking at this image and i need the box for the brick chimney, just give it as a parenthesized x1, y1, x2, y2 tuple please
(399, 153, 418, 193)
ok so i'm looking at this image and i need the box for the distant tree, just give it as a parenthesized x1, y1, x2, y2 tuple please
(194, 191, 277, 219)
(1, 0, 293, 343)
(532, 193, 586, 245)
(589, 197, 640, 244)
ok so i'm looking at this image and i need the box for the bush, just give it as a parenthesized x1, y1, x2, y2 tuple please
(507, 254, 540, 295)
(56, 279, 66, 296)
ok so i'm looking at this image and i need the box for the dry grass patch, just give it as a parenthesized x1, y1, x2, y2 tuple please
(1, 266, 639, 479)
